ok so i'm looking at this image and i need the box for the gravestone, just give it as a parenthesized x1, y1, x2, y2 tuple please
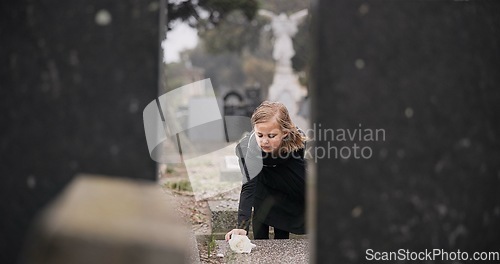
(310, 1, 500, 263)
(187, 97, 225, 142)
(223, 91, 245, 116)
(244, 87, 261, 114)
(220, 155, 241, 182)
(1, 1, 161, 262)
(208, 199, 239, 235)
(223, 87, 261, 118)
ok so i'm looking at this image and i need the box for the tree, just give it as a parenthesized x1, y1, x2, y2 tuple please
(167, 0, 259, 30)
(167, 0, 310, 94)
(291, 13, 310, 85)
(197, 10, 266, 54)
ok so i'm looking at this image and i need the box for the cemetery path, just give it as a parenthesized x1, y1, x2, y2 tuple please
(159, 164, 224, 264)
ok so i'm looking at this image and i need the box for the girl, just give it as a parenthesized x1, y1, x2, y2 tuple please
(225, 101, 307, 240)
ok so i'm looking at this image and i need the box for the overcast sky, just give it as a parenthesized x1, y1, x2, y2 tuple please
(162, 22, 199, 63)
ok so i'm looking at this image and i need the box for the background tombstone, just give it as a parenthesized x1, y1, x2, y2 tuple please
(310, 1, 500, 263)
(1, 0, 162, 262)
(223, 91, 245, 116)
(244, 86, 262, 115)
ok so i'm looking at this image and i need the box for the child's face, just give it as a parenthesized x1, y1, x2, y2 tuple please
(254, 119, 288, 153)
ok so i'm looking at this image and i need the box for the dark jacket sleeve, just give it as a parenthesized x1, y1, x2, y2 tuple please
(235, 132, 261, 231)
(237, 176, 256, 231)
(236, 132, 263, 182)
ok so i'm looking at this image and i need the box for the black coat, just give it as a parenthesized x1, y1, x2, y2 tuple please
(236, 132, 306, 234)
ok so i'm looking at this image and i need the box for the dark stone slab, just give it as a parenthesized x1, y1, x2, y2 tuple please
(310, 1, 500, 263)
(0, 1, 162, 262)
(208, 199, 239, 233)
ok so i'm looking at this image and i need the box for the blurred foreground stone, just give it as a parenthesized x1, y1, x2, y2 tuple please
(22, 175, 199, 264)
(1, 1, 161, 261)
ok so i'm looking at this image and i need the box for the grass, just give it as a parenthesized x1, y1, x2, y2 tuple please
(166, 166, 175, 174)
(207, 234, 216, 258)
(164, 179, 193, 192)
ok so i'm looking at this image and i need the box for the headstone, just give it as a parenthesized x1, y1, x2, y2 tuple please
(1, 1, 161, 262)
(310, 1, 500, 263)
(223, 91, 245, 116)
(183, 144, 241, 201)
(245, 87, 262, 116)
(208, 200, 239, 234)
(220, 156, 241, 182)
(223, 88, 261, 118)
(187, 97, 225, 142)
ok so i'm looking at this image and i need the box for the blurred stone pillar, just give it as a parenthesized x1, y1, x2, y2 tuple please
(310, 1, 500, 263)
(1, 0, 163, 262)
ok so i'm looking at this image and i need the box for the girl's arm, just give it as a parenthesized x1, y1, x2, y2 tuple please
(237, 176, 256, 232)
(235, 131, 263, 182)
(234, 132, 261, 232)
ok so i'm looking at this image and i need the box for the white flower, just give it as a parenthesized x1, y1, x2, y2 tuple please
(228, 234, 256, 253)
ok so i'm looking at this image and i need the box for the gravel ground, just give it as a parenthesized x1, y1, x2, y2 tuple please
(159, 163, 225, 264)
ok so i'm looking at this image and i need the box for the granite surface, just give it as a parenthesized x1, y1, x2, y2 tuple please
(209, 199, 239, 233)
(216, 239, 309, 264)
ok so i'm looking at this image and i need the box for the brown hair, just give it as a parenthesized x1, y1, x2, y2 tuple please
(251, 101, 306, 153)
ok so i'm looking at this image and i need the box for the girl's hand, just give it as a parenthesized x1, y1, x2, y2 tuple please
(225, 229, 247, 241)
